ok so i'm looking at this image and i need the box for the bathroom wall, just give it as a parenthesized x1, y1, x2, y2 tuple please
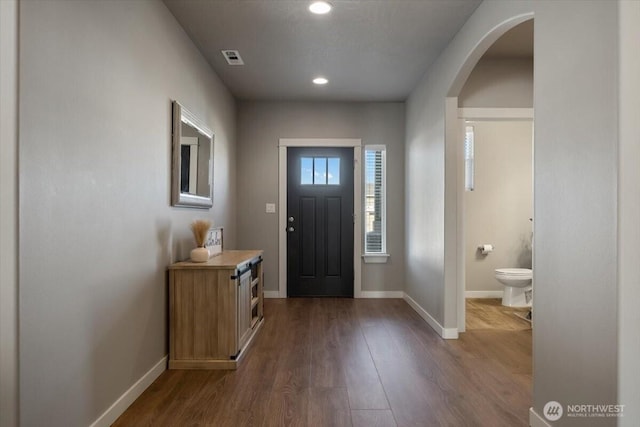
(458, 58, 533, 108)
(464, 121, 532, 294)
(236, 101, 405, 294)
(19, 1, 236, 426)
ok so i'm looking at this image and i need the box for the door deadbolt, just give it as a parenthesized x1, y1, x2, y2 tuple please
(288, 216, 295, 223)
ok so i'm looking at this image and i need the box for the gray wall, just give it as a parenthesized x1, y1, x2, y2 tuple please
(459, 58, 533, 108)
(406, 0, 621, 425)
(533, 2, 617, 425)
(464, 121, 532, 293)
(19, 1, 236, 426)
(237, 101, 405, 293)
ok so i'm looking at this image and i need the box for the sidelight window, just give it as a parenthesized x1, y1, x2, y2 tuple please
(364, 146, 386, 257)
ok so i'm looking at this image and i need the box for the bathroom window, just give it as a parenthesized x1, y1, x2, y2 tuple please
(364, 145, 388, 262)
(464, 125, 475, 191)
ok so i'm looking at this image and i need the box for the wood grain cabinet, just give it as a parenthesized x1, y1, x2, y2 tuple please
(168, 250, 264, 369)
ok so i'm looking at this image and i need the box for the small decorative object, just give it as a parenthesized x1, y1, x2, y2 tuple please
(190, 219, 211, 262)
(205, 227, 223, 258)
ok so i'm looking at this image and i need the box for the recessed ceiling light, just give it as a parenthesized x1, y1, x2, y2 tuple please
(309, 1, 332, 15)
(313, 77, 329, 85)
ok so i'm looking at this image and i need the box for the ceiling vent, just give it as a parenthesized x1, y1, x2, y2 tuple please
(221, 50, 244, 65)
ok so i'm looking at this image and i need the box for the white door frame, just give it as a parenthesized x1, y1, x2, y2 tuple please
(278, 138, 363, 298)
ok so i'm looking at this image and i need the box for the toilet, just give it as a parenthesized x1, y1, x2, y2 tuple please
(495, 268, 532, 307)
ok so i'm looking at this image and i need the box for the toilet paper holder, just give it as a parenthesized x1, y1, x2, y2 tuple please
(477, 244, 494, 255)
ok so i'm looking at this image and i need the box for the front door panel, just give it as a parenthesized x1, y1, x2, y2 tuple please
(287, 147, 354, 297)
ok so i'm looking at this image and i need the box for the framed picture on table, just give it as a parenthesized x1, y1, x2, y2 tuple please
(205, 227, 223, 257)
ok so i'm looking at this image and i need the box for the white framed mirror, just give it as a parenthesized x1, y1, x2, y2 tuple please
(171, 101, 214, 208)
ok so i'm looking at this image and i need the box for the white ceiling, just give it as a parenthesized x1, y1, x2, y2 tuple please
(163, 0, 483, 102)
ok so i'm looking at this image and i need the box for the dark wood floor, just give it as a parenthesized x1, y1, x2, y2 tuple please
(113, 298, 531, 427)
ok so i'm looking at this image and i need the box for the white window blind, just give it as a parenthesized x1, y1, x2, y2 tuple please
(364, 146, 386, 254)
(464, 125, 475, 191)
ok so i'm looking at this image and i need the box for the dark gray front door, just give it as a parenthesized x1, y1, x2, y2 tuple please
(287, 147, 354, 297)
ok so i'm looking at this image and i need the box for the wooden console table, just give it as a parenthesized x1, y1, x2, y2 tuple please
(168, 250, 264, 369)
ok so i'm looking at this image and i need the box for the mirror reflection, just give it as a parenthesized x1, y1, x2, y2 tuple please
(180, 121, 211, 196)
(171, 101, 214, 208)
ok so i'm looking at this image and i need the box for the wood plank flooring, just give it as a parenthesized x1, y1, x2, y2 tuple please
(113, 298, 531, 427)
(465, 298, 531, 331)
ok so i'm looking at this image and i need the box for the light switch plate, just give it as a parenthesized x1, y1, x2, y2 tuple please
(266, 203, 276, 213)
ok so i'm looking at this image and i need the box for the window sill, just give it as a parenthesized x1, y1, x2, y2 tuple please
(363, 253, 390, 264)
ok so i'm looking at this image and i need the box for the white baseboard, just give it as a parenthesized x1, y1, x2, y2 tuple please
(263, 290, 282, 299)
(403, 293, 459, 339)
(89, 356, 167, 427)
(529, 407, 551, 427)
(465, 290, 504, 298)
(358, 291, 404, 298)
(264, 290, 404, 299)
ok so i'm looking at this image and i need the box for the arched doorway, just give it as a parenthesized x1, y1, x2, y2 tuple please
(442, 14, 534, 332)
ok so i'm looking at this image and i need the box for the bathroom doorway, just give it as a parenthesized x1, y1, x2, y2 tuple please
(462, 119, 533, 331)
(449, 18, 535, 333)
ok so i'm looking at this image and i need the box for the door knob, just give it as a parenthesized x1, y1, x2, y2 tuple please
(288, 227, 295, 232)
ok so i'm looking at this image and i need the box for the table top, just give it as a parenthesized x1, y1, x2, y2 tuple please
(169, 249, 263, 270)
